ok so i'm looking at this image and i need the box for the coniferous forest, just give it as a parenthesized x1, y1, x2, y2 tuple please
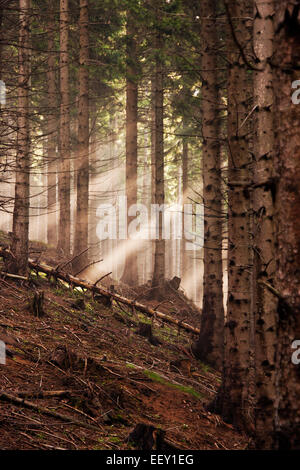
(0, 0, 299, 452)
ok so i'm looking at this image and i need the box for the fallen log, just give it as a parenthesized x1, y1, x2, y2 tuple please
(0, 248, 200, 336)
(29, 259, 200, 335)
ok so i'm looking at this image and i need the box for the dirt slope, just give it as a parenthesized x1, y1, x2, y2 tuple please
(0, 246, 248, 450)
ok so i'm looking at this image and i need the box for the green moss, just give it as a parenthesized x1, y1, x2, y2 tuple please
(54, 286, 68, 297)
(199, 362, 211, 373)
(126, 363, 136, 370)
(109, 436, 121, 443)
(143, 369, 202, 398)
(126, 364, 202, 399)
(137, 313, 151, 324)
(85, 302, 94, 314)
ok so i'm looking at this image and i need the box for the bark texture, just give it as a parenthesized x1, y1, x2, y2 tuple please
(46, 0, 57, 247)
(121, 11, 138, 286)
(11, 0, 31, 275)
(253, 0, 277, 449)
(151, 16, 165, 290)
(58, 0, 71, 256)
(181, 126, 188, 283)
(74, 0, 89, 272)
(220, 0, 252, 430)
(192, 0, 224, 371)
(273, 1, 300, 450)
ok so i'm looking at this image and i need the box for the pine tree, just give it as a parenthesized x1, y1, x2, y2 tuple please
(272, 1, 300, 450)
(121, 7, 139, 286)
(46, 0, 58, 247)
(58, 0, 71, 256)
(74, 0, 90, 272)
(192, 0, 224, 371)
(151, 3, 165, 291)
(11, 0, 31, 274)
(252, 0, 277, 449)
(214, 0, 253, 430)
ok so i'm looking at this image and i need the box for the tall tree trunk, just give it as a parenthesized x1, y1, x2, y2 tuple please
(58, 0, 71, 256)
(11, 0, 31, 274)
(150, 74, 156, 276)
(216, 0, 252, 430)
(192, 0, 224, 371)
(121, 11, 138, 286)
(181, 119, 188, 284)
(272, 1, 300, 450)
(88, 104, 99, 263)
(151, 19, 165, 291)
(0, 5, 4, 161)
(46, 0, 57, 246)
(74, 0, 89, 272)
(252, 0, 277, 449)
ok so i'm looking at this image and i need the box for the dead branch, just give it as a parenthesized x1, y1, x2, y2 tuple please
(0, 271, 29, 281)
(257, 280, 285, 301)
(16, 390, 72, 399)
(0, 391, 102, 433)
(56, 248, 89, 272)
(94, 272, 112, 286)
(74, 258, 103, 277)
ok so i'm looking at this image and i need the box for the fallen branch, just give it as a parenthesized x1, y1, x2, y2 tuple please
(0, 391, 101, 432)
(16, 390, 72, 399)
(94, 272, 112, 286)
(74, 258, 103, 277)
(56, 248, 89, 272)
(0, 247, 200, 335)
(0, 271, 29, 281)
(257, 280, 285, 301)
(30, 260, 200, 335)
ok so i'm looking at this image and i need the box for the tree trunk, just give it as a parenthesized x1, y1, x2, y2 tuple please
(219, 0, 252, 430)
(58, 0, 71, 256)
(181, 120, 188, 284)
(252, 0, 277, 449)
(88, 104, 99, 263)
(273, 1, 300, 450)
(11, 0, 31, 275)
(74, 0, 89, 272)
(46, 0, 57, 247)
(150, 74, 156, 277)
(151, 18, 165, 291)
(121, 11, 138, 286)
(192, 0, 224, 371)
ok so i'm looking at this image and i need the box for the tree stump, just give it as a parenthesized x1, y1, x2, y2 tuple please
(28, 291, 45, 317)
(127, 423, 179, 450)
(136, 322, 161, 346)
(169, 276, 181, 290)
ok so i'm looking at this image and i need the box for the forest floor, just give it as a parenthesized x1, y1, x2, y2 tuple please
(0, 233, 249, 450)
